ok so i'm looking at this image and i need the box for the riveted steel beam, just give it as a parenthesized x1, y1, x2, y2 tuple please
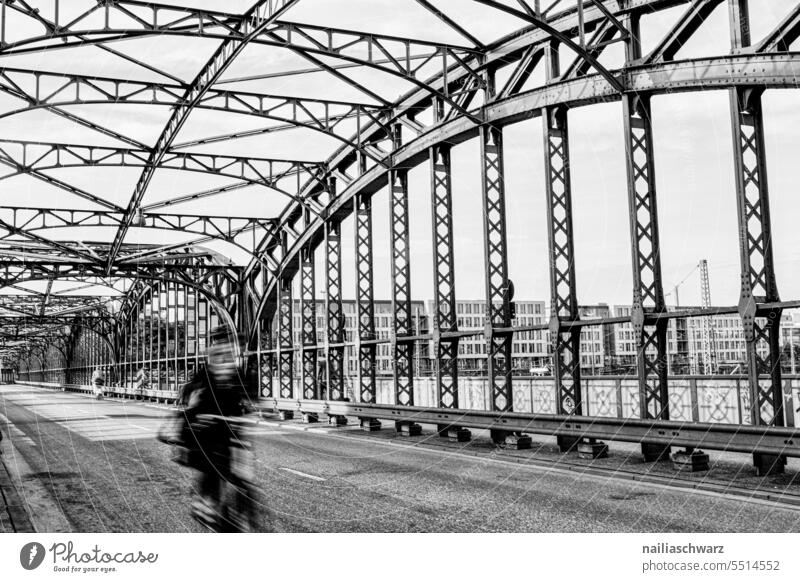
(325, 200, 346, 401)
(729, 0, 784, 430)
(544, 105, 583, 416)
(430, 140, 459, 409)
(390, 165, 414, 406)
(480, 123, 513, 412)
(623, 93, 669, 423)
(0, 139, 323, 191)
(106, 0, 299, 272)
(355, 193, 377, 403)
(277, 275, 294, 400)
(300, 245, 318, 400)
(259, 316, 274, 399)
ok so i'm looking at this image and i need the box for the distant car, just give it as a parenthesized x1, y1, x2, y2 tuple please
(530, 367, 550, 377)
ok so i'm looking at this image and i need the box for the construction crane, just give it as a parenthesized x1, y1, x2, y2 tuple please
(698, 259, 718, 375)
(665, 259, 718, 374)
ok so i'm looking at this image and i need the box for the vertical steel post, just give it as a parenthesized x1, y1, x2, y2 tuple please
(544, 105, 598, 454)
(480, 122, 513, 413)
(325, 213, 346, 402)
(155, 282, 161, 390)
(300, 246, 318, 401)
(355, 192, 377, 404)
(390, 166, 414, 407)
(728, 0, 785, 474)
(543, 39, 583, 419)
(278, 276, 294, 404)
(623, 14, 670, 461)
(623, 95, 670, 422)
(430, 142, 459, 410)
(172, 283, 179, 392)
(260, 316, 274, 399)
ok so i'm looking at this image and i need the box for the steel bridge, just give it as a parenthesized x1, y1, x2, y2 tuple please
(4, 0, 800, 477)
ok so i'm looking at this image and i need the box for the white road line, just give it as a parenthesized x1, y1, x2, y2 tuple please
(278, 467, 326, 481)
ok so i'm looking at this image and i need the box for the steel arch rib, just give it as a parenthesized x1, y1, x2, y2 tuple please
(105, 0, 300, 273)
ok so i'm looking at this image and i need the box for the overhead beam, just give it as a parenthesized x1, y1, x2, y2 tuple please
(105, 0, 299, 272)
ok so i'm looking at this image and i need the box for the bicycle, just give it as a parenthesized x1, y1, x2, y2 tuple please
(188, 414, 260, 533)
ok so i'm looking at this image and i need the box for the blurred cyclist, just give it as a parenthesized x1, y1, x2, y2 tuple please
(181, 325, 251, 530)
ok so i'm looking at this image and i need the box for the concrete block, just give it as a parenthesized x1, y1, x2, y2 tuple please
(448, 428, 472, 442)
(642, 443, 671, 463)
(396, 422, 422, 436)
(557, 435, 581, 453)
(504, 434, 532, 450)
(671, 449, 709, 472)
(753, 452, 786, 476)
(360, 418, 381, 432)
(577, 440, 609, 460)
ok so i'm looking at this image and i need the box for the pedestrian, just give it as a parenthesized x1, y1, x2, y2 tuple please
(91, 367, 105, 400)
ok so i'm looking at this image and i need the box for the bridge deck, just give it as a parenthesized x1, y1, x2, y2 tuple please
(1, 384, 799, 533)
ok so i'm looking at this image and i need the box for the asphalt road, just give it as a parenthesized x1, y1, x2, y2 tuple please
(1, 384, 799, 532)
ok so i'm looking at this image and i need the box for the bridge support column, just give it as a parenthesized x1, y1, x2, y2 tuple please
(543, 102, 601, 456)
(728, 3, 786, 475)
(277, 276, 294, 416)
(480, 124, 513, 414)
(430, 135, 468, 441)
(300, 245, 318, 401)
(623, 93, 670, 463)
(390, 166, 414, 407)
(355, 192, 379, 430)
(259, 317, 274, 399)
(325, 208, 347, 425)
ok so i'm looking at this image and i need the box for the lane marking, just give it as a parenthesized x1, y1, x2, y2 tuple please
(278, 467, 326, 481)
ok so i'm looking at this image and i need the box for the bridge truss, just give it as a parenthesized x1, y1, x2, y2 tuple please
(7, 0, 800, 474)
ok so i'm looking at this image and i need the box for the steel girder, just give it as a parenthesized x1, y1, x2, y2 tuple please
(729, 1, 784, 427)
(0, 68, 387, 163)
(0, 138, 323, 194)
(12, 0, 800, 467)
(390, 165, 414, 407)
(355, 192, 376, 404)
(480, 123, 513, 413)
(624, 91, 669, 422)
(250, 50, 800, 322)
(324, 198, 346, 402)
(0, 207, 275, 244)
(544, 105, 582, 417)
(299, 244, 318, 400)
(277, 275, 293, 399)
(106, 0, 299, 269)
(429, 140, 459, 409)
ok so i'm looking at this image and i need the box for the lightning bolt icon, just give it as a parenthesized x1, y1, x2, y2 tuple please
(28, 546, 38, 566)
